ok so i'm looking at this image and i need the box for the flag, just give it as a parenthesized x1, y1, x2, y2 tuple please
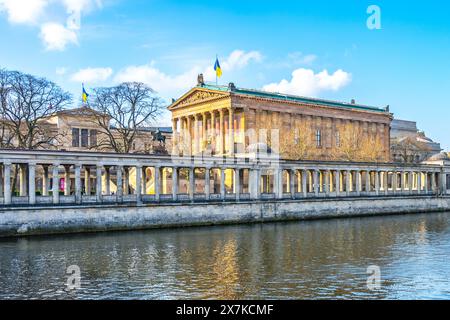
(82, 84, 89, 103)
(214, 57, 222, 78)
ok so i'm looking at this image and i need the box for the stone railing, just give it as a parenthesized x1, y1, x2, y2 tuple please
(0, 149, 448, 207)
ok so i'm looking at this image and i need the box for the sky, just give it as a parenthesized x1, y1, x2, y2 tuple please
(0, 0, 449, 150)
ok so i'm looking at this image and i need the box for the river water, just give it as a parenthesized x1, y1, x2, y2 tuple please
(1, 212, 450, 300)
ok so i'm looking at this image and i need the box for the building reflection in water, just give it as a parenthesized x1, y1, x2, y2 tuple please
(0, 212, 450, 299)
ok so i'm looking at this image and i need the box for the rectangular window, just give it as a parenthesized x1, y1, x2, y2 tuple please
(316, 130, 322, 147)
(90, 129, 97, 147)
(81, 129, 89, 147)
(336, 131, 340, 147)
(72, 128, 80, 147)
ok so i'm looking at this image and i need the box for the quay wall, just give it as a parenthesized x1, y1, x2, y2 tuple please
(1, 196, 450, 237)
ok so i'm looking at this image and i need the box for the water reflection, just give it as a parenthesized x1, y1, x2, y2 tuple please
(1, 212, 450, 299)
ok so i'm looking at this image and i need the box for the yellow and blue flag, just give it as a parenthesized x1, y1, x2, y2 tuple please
(214, 57, 222, 78)
(82, 84, 89, 103)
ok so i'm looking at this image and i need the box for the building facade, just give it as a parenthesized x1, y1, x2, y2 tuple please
(169, 78, 393, 162)
(390, 119, 442, 163)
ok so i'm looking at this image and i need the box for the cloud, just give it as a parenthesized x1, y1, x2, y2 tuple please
(40, 22, 78, 51)
(287, 52, 317, 65)
(262, 68, 351, 97)
(71, 67, 113, 83)
(0, 0, 48, 24)
(56, 67, 68, 75)
(114, 50, 263, 99)
(0, 0, 102, 51)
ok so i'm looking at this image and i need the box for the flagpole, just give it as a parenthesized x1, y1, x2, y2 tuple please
(215, 54, 218, 85)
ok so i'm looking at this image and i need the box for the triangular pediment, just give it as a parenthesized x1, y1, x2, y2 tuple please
(168, 87, 230, 110)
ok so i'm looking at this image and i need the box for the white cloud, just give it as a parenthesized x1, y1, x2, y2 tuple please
(114, 50, 263, 99)
(71, 67, 113, 83)
(56, 67, 68, 75)
(0, 0, 102, 51)
(287, 52, 317, 65)
(40, 22, 78, 51)
(0, 0, 48, 24)
(262, 68, 351, 97)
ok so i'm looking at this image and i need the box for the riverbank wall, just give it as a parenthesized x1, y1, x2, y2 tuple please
(1, 195, 449, 237)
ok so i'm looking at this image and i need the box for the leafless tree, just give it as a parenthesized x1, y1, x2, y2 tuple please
(1, 70, 72, 149)
(391, 136, 431, 163)
(88, 82, 165, 153)
(0, 69, 16, 148)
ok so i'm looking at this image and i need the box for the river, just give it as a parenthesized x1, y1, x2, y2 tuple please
(1, 212, 450, 299)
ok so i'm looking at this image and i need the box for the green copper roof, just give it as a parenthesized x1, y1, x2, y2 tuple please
(198, 83, 387, 113)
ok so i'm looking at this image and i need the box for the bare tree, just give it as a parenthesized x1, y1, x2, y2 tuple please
(0, 69, 15, 148)
(89, 82, 165, 153)
(391, 136, 431, 163)
(1, 70, 72, 149)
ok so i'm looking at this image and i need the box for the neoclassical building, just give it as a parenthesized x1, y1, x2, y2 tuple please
(169, 77, 393, 162)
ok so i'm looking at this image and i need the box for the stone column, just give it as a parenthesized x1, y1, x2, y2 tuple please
(313, 170, 320, 197)
(52, 164, 60, 204)
(290, 169, 296, 199)
(3, 163, 11, 205)
(250, 168, 260, 200)
(124, 167, 130, 195)
(202, 113, 207, 153)
(96, 165, 102, 202)
(417, 171, 422, 194)
(335, 170, 341, 197)
(105, 166, 111, 196)
(234, 168, 240, 200)
(346, 170, 351, 196)
(374, 171, 380, 196)
(219, 109, 225, 155)
(408, 171, 413, 195)
(189, 167, 195, 201)
(75, 164, 82, 204)
(431, 172, 437, 194)
(19, 164, 27, 196)
(116, 165, 123, 202)
(400, 171, 406, 193)
(154, 166, 160, 202)
(84, 167, 91, 195)
(172, 167, 178, 201)
(324, 170, 330, 196)
(441, 172, 447, 195)
(355, 171, 361, 196)
(365, 171, 371, 193)
(172, 118, 178, 155)
(42, 165, 49, 196)
(28, 163, 36, 205)
(302, 169, 308, 197)
(424, 172, 429, 194)
(64, 165, 71, 196)
(194, 114, 200, 155)
(384, 171, 389, 195)
(276, 168, 283, 199)
(210, 111, 216, 154)
(202, 167, 209, 200)
(136, 165, 142, 204)
(220, 167, 226, 200)
(228, 108, 235, 156)
(187, 116, 192, 156)
(392, 171, 398, 195)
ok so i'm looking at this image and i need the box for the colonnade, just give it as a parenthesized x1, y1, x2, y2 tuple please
(172, 107, 238, 156)
(0, 150, 448, 206)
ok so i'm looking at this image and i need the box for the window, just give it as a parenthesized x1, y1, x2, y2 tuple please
(72, 128, 80, 147)
(81, 129, 89, 147)
(90, 130, 97, 147)
(316, 130, 322, 147)
(335, 131, 340, 147)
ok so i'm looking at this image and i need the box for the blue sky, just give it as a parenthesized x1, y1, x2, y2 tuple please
(0, 0, 449, 150)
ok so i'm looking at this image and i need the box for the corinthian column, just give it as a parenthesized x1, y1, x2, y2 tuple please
(228, 108, 235, 156)
(219, 109, 225, 155)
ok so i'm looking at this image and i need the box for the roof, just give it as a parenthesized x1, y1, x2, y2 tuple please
(195, 83, 388, 113)
(54, 106, 107, 117)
